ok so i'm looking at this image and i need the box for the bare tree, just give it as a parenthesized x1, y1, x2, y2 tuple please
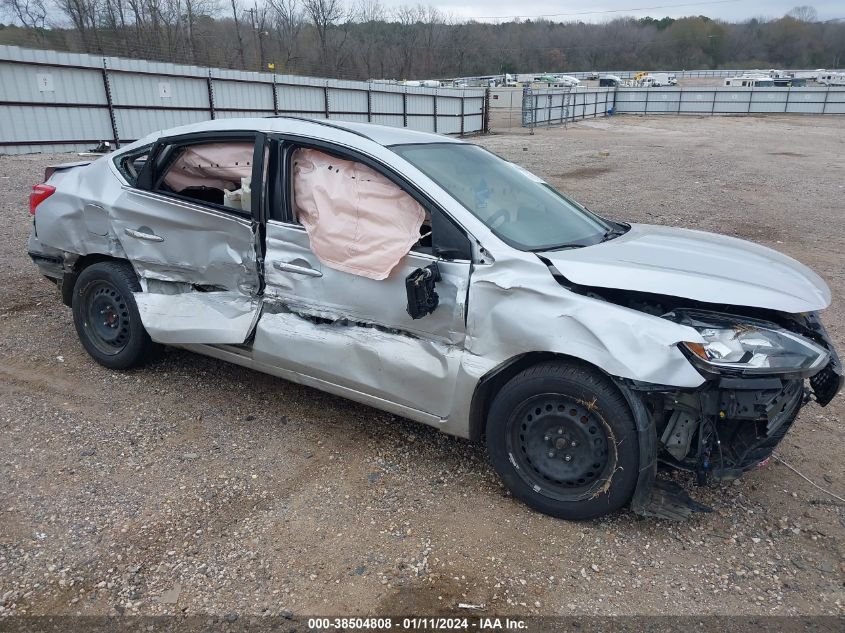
(352, 0, 385, 78)
(5, 1, 842, 78)
(302, 0, 345, 71)
(392, 5, 422, 79)
(1, 0, 47, 29)
(54, 0, 102, 50)
(788, 5, 818, 22)
(230, 0, 246, 67)
(268, 0, 303, 70)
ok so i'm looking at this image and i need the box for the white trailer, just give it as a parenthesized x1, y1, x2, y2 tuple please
(818, 72, 845, 86)
(724, 76, 775, 87)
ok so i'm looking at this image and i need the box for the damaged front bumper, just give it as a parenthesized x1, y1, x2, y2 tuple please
(625, 312, 842, 520)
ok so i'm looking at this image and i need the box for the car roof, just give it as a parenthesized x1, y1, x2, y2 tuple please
(132, 116, 464, 150)
(305, 119, 464, 146)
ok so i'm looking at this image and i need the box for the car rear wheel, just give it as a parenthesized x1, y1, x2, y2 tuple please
(72, 261, 159, 369)
(487, 361, 639, 520)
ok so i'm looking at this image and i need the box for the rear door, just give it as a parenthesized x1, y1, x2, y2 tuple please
(254, 137, 474, 418)
(109, 132, 265, 344)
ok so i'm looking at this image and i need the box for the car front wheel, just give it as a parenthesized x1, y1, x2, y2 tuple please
(487, 361, 639, 520)
(71, 261, 159, 369)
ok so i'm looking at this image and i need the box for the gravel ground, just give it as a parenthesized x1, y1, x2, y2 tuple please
(0, 115, 844, 619)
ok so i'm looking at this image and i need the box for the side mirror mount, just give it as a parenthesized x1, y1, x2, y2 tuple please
(405, 263, 441, 319)
(431, 210, 472, 261)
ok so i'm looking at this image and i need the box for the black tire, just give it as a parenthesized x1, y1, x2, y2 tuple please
(71, 261, 159, 369)
(487, 361, 639, 520)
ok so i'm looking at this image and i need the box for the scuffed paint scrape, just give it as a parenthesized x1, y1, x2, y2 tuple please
(134, 291, 260, 345)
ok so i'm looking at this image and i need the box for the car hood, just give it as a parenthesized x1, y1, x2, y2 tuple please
(541, 223, 830, 313)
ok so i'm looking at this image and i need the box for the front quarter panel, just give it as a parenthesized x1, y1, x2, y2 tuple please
(465, 253, 706, 388)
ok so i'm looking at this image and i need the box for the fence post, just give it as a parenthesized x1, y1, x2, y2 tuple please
(711, 89, 716, 115)
(433, 92, 438, 133)
(784, 86, 791, 113)
(324, 84, 330, 119)
(271, 75, 279, 116)
(643, 86, 649, 115)
(207, 71, 215, 120)
(482, 88, 491, 133)
(367, 84, 373, 123)
(101, 58, 120, 148)
(402, 90, 408, 128)
(459, 95, 465, 135)
(822, 86, 830, 114)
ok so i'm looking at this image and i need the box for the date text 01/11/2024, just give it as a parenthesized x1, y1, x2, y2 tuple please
(306, 617, 528, 630)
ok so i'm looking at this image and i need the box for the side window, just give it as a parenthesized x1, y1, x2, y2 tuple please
(115, 146, 151, 186)
(154, 140, 255, 212)
(286, 145, 470, 266)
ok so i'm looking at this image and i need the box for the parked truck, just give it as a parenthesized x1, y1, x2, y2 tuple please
(639, 73, 678, 87)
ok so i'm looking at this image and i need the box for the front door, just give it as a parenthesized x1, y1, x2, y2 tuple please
(109, 133, 264, 344)
(253, 139, 473, 418)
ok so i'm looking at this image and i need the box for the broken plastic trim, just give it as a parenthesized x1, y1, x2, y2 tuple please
(618, 380, 714, 520)
(405, 263, 441, 320)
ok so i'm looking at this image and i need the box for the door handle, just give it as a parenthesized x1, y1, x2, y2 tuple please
(272, 260, 322, 277)
(124, 228, 164, 242)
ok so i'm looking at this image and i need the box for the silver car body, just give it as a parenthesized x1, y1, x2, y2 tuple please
(27, 118, 841, 517)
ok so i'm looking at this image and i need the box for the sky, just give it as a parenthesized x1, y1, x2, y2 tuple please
(376, 1, 843, 23)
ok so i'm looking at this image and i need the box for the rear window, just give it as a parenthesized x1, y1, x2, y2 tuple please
(114, 146, 151, 186)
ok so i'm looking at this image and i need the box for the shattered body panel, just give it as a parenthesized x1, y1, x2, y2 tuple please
(26, 116, 841, 519)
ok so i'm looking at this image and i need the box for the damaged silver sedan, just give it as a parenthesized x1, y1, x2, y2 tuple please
(27, 118, 842, 520)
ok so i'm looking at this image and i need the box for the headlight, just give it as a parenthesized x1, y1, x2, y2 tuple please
(666, 310, 829, 378)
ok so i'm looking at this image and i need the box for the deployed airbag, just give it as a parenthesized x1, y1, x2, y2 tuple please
(292, 148, 425, 280)
(164, 142, 254, 193)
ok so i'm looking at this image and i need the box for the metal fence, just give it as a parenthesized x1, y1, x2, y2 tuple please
(613, 86, 845, 115)
(545, 68, 844, 80)
(522, 86, 845, 127)
(0, 45, 488, 154)
(521, 87, 615, 131)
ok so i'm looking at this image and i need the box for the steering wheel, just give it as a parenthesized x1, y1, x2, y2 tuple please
(487, 208, 510, 230)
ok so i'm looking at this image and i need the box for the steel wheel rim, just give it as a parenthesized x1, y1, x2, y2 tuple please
(506, 394, 614, 501)
(83, 280, 131, 356)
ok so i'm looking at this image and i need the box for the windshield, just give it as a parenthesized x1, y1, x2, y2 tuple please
(391, 143, 611, 251)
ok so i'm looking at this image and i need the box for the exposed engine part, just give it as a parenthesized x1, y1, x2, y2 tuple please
(650, 377, 803, 484)
(660, 410, 698, 461)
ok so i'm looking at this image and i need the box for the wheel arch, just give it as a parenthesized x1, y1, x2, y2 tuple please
(468, 351, 631, 443)
(468, 350, 659, 516)
(61, 253, 133, 307)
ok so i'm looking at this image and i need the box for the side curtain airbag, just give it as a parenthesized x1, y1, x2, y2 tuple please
(164, 142, 254, 193)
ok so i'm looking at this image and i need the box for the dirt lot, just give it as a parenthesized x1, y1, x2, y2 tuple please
(1, 116, 844, 619)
